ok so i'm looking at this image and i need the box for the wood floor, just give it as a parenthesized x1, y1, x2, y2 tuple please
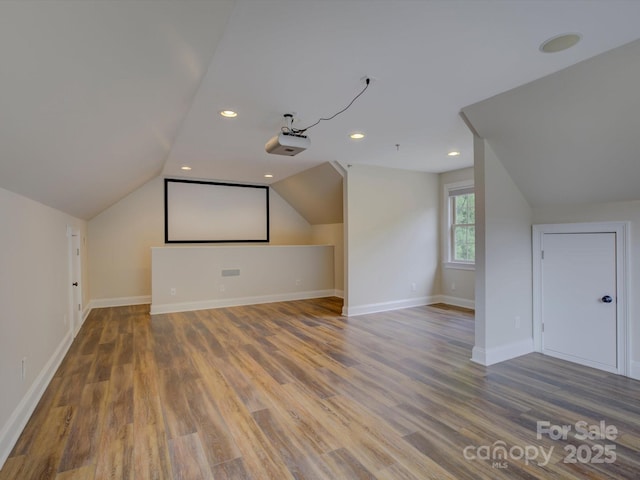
(2, 298, 639, 479)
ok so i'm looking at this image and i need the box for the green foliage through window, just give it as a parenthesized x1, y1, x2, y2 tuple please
(451, 193, 475, 262)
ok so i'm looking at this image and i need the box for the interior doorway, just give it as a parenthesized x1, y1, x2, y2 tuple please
(533, 222, 629, 376)
(68, 227, 83, 337)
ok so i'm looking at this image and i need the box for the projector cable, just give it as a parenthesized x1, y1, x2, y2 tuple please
(291, 78, 371, 134)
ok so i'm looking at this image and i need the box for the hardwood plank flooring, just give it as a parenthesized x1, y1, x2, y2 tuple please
(2, 298, 639, 479)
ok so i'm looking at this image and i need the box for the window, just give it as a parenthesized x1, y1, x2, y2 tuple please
(445, 182, 475, 266)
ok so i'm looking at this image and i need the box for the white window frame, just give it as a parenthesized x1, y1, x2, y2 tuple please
(443, 180, 475, 270)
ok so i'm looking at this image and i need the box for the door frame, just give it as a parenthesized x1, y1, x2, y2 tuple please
(67, 226, 83, 337)
(532, 222, 630, 376)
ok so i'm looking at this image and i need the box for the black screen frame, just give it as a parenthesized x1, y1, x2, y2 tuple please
(164, 178, 270, 244)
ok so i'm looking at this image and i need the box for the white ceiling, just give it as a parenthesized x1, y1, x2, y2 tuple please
(0, 0, 235, 219)
(1, 1, 640, 219)
(463, 38, 640, 207)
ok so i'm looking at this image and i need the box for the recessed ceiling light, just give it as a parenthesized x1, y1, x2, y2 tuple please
(264, 174, 273, 178)
(180, 165, 192, 171)
(448, 151, 461, 157)
(540, 33, 581, 53)
(220, 110, 238, 118)
(350, 132, 365, 140)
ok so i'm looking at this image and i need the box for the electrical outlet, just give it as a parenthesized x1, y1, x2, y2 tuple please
(515, 315, 521, 328)
(295, 279, 301, 286)
(411, 282, 417, 292)
(219, 284, 225, 292)
(451, 282, 456, 291)
(170, 288, 176, 296)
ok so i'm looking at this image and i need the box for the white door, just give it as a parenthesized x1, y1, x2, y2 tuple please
(71, 231, 83, 336)
(541, 232, 617, 372)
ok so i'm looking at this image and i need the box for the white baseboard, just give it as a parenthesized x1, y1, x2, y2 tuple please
(0, 330, 73, 469)
(80, 304, 93, 330)
(342, 296, 438, 317)
(471, 338, 534, 366)
(89, 295, 151, 309)
(333, 289, 344, 299)
(438, 295, 475, 310)
(150, 290, 336, 315)
(541, 349, 619, 375)
(629, 361, 640, 381)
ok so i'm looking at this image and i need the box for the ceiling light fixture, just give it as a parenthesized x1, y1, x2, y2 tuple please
(539, 33, 581, 53)
(180, 166, 192, 171)
(264, 174, 273, 178)
(220, 110, 238, 118)
(448, 151, 461, 157)
(350, 132, 365, 140)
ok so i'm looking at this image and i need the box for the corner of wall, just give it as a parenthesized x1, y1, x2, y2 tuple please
(476, 138, 534, 359)
(471, 339, 534, 366)
(344, 165, 440, 313)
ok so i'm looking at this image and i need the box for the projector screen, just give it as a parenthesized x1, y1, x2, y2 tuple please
(164, 178, 269, 243)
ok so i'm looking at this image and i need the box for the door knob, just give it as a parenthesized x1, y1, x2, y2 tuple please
(601, 295, 613, 303)
(72, 282, 78, 287)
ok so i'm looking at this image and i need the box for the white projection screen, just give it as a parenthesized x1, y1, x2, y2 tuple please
(165, 179, 270, 243)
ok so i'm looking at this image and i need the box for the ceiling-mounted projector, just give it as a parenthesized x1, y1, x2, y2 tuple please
(265, 131, 310, 156)
(265, 79, 371, 157)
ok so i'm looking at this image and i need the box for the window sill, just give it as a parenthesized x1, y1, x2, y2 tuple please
(444, 262, 475, 271)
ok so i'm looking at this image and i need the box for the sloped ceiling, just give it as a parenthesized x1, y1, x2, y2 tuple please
(462, 39, 640, 207)
(272, 162, 343, 225)
(163, 0, 640, 186)
(0, 0, 235, 219)
(2, 1, 640, 220)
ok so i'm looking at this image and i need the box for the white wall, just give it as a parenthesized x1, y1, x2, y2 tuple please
(311, 223, 344, 294)
(269, 188, 313, 245)
(533, 200, 640, 378)
(439, 167, 475, 308)
(0, 186, 87, 466)
(88, 176, 312, 305)
(473, 135, 487, 360)
(88, 176, 164, 303)
(271, 162, 343, 225)
(344, 165, 440, 315)
(473, 140, 533, 365)
(151, 245, 334, 314)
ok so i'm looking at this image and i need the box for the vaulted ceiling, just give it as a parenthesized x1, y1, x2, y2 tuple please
(463, 38, 640, 207)
(1, 1, 639, 219)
